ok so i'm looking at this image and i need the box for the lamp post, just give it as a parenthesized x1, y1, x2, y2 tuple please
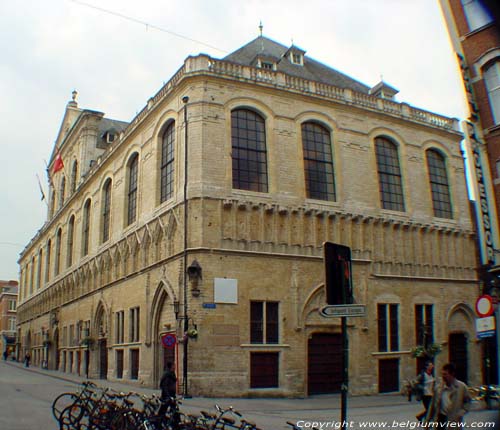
(181, 95, 190, 398)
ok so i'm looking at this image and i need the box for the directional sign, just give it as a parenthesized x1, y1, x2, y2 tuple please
(320, 304, 366, 318)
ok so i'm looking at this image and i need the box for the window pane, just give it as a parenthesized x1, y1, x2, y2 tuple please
(231, 109, 268, 192)
(302, 122, 336, 201)
(484, 63, 500, 124)
(426, 150, 452, 218)
(266, 302, 279, 344)
(127, 155, 138, 225)
(377, 304, 387, 352)
(160, 122, 175, 203)
(375, 138, 405, 211)
(250, 301, 263, 343)
(389, 304, 399, 351)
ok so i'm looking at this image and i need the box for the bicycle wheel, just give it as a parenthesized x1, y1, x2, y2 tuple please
(52, 392, 79, 421)
(59, 404, 88, 430)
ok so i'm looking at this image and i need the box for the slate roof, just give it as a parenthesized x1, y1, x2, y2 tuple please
(223, 36, 370, 94)
(98, 118, 129, 137)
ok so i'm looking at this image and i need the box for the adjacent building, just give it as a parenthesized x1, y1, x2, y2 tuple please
(17, 34, 482, 396)
(0, 280, 18, 359)
(439, 0, 500, 384)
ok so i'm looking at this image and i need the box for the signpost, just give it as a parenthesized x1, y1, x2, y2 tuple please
(320, 304, 366, 318)
(161, 333, 177, 349)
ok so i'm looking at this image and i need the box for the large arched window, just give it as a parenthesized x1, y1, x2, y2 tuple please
(59, 177, 66, 209)
(102, 179, 112, 243)
(71, 160, 78, 193)
(45, 240, 51, 282)
(375, 137, 405, 211)
(30, 257, 35, 295)
(50, 190, 56, 218)
(67, 215, 75, 267)
(127, 154, 139, 225)
(231, 109, 268, 192)
(301, 121, 335, 201)
(82, 199, 91, 256)
(160, 122, 175, 203)
(55, 229, 62, 276)
(426, 149, 453, 219)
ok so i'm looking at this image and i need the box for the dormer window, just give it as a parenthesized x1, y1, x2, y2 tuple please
(291, 52, 303, 65)
(256, 57, 276, 71)
(107, 133, 115, 143)
(261, 61, 274, 70)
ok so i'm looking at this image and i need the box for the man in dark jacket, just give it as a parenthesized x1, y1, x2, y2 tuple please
(158, 361, 177, 418)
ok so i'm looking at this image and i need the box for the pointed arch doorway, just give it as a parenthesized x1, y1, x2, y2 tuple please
(95, 303, 109, 380)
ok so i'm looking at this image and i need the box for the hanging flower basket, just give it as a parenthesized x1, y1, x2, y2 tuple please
(411, 343, 442, 358)
(186, 328, 198, 339)
(42, 340, 52, 347)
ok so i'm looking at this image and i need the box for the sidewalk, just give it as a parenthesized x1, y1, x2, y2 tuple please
(6, 360, 498, 429)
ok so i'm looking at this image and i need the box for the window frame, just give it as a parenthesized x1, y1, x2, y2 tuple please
(377, 303, 399, 352)
(250, 300, 279, 344)
(67, 215, 75, 267)
(102, 179, 112, 243)
(415, 304, 434, 347)
(484, 61, 500, 125)
(426, 149, 453, 219)
(374, 137, 405, 212)
(301, 121, 336, 201)
(231, 108, 269, 193)
(160, 121, 175, 203)
(82, 199, 91, 256)
(59, 177, 66, 209)
(71, 160, 78, 193)
(127, 154, 139, 226)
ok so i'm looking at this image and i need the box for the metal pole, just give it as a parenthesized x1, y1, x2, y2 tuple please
(341, 316, 348, 425)
(182, 96, 190, 398)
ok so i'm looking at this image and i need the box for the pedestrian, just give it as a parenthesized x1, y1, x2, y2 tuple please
(416, 361, 435, 421)
(426, 363, 471, 424)
(3, 350, 7, 361)
(24, 352, 31, 368)
(158, 361, 177, 416)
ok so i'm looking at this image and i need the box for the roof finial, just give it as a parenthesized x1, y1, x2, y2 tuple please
(72, 89, 78, 102)
(259, 21, 263, 37)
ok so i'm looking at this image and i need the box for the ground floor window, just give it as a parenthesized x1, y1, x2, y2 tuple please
(116, 350, 124, 379)
(130, 349, 139, 380)
(250, 352, 279, 388)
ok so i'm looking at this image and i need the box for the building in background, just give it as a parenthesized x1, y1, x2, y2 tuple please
(439, 0, 500, 384)
(17, 34, 481, 396)
(0, 280, 18, 359)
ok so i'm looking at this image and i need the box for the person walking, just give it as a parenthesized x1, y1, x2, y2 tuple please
(24, 352, 31, 368)
(416, 361, 435, 421)
(3, 350, 7, 361)
(426, 363, 471, 424)
(158, 361, 177, 416)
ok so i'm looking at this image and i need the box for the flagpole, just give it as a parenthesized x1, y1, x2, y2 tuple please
(36, 174, 48, 206)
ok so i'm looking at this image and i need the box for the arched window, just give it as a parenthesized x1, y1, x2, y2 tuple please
(127, 154, 139, 225)
(231, 109, 268, 192)
(82, 199, 91, 256)
(426, 149, 453, 219)
(50, 190, 56, 218)
(301, 122, 335, 201)
(30, 257, 35, 295)
(461, 0, 493, 32)
(102, 179, 112, 243)
(37, 248, 42, 290)
(374, 137, 405, 211)
(67, 215, 75, 267)
(45, 240, 51, 282)
(59, 177, 66, 209)
(71, 160, 78, 193)
(55, 229, 62, 276)
(160, 122, 175, 203)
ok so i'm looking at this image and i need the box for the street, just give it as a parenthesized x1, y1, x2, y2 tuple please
(0, 360, 498, 429)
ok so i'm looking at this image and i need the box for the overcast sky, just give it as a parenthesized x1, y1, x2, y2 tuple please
(0, 0, 467, 280)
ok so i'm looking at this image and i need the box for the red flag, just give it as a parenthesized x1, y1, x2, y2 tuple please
(53, 149, 64, 174)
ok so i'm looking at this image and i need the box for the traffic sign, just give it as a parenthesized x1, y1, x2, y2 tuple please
(161, 333, 177, 349)
(475, 295, 494, 317)
(476, 316, 496, 339)
(320, 304, 366, 318)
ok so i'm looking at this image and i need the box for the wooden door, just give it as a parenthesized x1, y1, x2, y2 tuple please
(449, 333, 468, 384)
(308, 333, 343, 394)
(99, 339, 108, 379)
(379, 358, 399, 393)
(116, 350, 124, 378)
(130, 349, 139, 380)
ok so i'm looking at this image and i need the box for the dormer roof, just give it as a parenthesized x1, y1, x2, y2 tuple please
(223, 36, 370, 93)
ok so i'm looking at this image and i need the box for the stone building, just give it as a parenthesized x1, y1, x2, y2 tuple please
(17, 35, 481, 396)
(0, 280, 18, 359)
